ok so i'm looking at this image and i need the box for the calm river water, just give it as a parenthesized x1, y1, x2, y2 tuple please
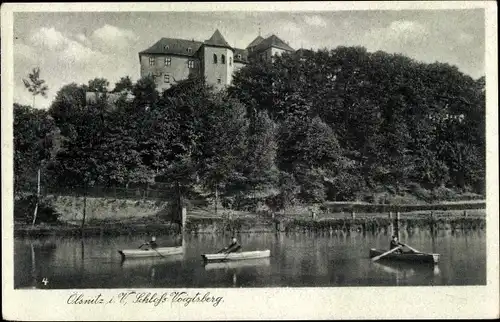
(14, 230, 486, 289)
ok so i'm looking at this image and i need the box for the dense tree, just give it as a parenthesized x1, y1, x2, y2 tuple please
(13, 45, 486, 211)
(238, 110, 279, 192)
(133, 75, 159, 110)
(230, 46, 485, 199)
(87, 78, 110, 92)
(196, 92, 248, 211)
(13, 104, 58, 192)
(112, 76, 134, 93)
(48, 83, 88, 135)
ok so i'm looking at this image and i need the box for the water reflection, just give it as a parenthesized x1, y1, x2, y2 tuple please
(14, 230, 486, 288)
(120, 254, 185, 283)
(120, 254, 185, 268)
(372, 260, 442, 286)
(204, 258, 271, 271)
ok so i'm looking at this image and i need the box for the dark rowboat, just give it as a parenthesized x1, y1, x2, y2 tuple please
(369, 248, 440, 264)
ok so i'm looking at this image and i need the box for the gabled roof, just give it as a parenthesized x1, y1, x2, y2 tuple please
(233, 48, 248, 63)
(246, 35, 264, 48)
(139, 38, 203, 57)
(253, 34, 294, 53)
(204, 29, 232, 49)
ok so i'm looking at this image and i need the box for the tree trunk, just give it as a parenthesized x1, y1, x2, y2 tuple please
(214, 184, 218, 217)
(31, 168, 41, 228)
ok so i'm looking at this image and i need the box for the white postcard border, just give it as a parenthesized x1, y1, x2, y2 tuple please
(2, 2, 498, 320)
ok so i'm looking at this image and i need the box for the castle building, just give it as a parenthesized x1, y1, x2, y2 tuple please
(138, 29, 294, 91)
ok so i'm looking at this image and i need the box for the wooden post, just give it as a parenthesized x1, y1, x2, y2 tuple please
(181, 207, 187, 229)
(388, 212, 393, 236)
(395, 211, 400, 239)
(463, 210, 468, 218)
(351, 211, 356, 219)
(311, 210, 317, 220)
(429, 211, 435, 236)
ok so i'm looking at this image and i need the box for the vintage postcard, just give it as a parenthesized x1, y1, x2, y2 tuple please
(2, 1, 498, 320)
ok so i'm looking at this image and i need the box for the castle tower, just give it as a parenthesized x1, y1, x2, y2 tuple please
(201, 29, 234, 90)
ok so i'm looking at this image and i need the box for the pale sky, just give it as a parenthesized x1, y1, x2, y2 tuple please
(13, 9, 485, 109)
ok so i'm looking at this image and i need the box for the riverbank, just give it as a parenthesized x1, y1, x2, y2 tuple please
(13, 194, 487, 237)
(14, 208, 486, 237)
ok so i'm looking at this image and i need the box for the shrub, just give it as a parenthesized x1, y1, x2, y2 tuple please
(407, 182, 432, 202)
(14, 195, 61, 224)
(326, 172, 365, 201)
(297, 168, 327, 203)
(431, 186, 457, 201)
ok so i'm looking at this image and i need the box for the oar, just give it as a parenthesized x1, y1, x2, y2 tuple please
(371, 245, 403, 262)
(221, 245, 242, 262)
(401, 243, 422, 254)
(138, 243, 166, 258)
(216, 247, 227, 254)
(152, 247, 166, 258)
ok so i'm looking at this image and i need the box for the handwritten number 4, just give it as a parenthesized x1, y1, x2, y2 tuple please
(42, 278, 49, 285)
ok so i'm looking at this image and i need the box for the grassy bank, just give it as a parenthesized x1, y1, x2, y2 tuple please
(14, 195, 486, 237)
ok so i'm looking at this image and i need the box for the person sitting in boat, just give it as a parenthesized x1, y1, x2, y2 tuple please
(390, 235, 404, 253)
(220, 237, 241, 254)
(390, 235, 416, 254)
(139, 236, 158, 250)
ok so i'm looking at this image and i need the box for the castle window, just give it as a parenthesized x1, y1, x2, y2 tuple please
(187, 47, 192, 54)
(217, 78, 221, 84)
(221, 54, 226, 64)
(149, 57, 155, 66)
(237, 54, 242, 59)
(188, 60, 195, 68)
(213, 54, 218, 64)
(164, 74, 170, 83)
(165, 57, 171, 66)
(164, 45, 170, 50)
(229, 57, 232, 66)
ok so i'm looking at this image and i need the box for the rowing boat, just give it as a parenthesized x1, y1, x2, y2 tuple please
(118, 246, 183, 259)
(369, 248, 440, 264)
(202, 250, 271, 263)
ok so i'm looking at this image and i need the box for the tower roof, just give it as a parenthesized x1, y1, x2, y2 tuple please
(246, 35, 264, 49)
(254, 34, 294, 53)
(204, 29, 232, 49)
